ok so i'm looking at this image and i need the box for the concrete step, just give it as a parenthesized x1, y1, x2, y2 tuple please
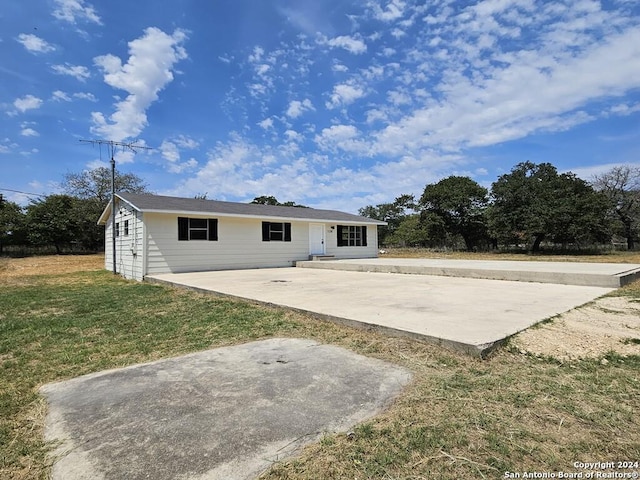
(308, 254, 335, 261)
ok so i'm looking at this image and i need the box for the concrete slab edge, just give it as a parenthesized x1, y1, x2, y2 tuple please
(295, 261, 622, 287)
(618, 268, 640, 287)
(145, 276, 501, 359)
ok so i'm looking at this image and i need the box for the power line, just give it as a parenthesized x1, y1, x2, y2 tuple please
(0, 187, 47, 198)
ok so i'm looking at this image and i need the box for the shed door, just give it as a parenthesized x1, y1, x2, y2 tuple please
(309, 224, 325, 255)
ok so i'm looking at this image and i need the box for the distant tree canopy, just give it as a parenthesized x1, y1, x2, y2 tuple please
(250, 196, 308, 208)
(358, 161, 624, 252)
(420, 176, 489, 251)
(62, 167, 150, 204)
(25, 195, 80, 254)
(488, 162, 611, 252)
(0, 200, 27, 254)
(358, 195, 418, 246)
(592, 165, 640, 250)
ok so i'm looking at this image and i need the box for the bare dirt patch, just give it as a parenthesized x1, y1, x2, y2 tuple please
(0, 254, 104, 280)
(512, 295, 640, 361)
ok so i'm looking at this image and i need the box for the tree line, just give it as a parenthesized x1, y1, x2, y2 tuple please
(359, 162, 640, 252)
(1, 161, 638, 255)
(0, 168, 149, 255)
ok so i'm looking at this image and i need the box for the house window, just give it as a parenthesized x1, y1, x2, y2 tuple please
(262, 222, 291, 242)
(115, 222, 120, 237)
(178, 217, 218, 241)
(337, 225, 367, 247)
(123, 220, 129, 236)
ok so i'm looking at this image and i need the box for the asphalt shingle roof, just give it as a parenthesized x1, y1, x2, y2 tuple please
(113, 193, 385, 225)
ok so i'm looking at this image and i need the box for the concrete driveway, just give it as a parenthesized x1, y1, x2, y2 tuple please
(148, 263, 616, 357)
(41, 338, 411, 480)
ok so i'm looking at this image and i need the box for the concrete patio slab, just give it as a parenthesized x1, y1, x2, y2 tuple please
(41, 338, 411, 480)
(147, 265, 614, 357)
(296, 258, 640, 287)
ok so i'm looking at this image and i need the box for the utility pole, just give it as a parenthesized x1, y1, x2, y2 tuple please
(80, 139, 152, 275)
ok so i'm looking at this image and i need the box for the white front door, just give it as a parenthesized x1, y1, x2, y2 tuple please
(309, 223, 325, 255)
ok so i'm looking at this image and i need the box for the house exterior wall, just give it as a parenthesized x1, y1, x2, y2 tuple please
(143, 214, 379, 277)
(104, 204, 145, 281)
(104, 207, 380, 281)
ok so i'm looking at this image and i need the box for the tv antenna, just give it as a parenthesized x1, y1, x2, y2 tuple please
(80, 139, 152, 275)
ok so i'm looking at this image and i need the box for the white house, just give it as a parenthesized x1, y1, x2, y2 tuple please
(97, 193, 386, 281)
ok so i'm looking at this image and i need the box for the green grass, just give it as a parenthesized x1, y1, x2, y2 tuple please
(1, 266, 640, 479)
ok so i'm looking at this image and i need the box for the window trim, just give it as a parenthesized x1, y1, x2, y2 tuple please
(178, 217, 218, 241)
(337, 225, 368, 247)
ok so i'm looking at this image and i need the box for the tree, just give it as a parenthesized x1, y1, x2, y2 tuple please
(359, 195, 417, 246)
(250, 196, 308, 208)
(26, 195, 79, 254)
(488, 162, 611, 252)
(419, 176, 489, 251)
(61, 167, 150, 252)
(62, 167, 150, 204)
(592, 166, 640, 250)
(0, 200, 27, 254)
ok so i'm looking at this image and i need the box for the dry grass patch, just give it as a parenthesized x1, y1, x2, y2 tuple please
(0, 254, 104, 281)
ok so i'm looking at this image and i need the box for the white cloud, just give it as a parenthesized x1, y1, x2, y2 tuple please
(173, 135, 199, 149)
(52, 63, 91, 81)
(159, 136, 199, 173)
(248, 46, 264, 63)
(258, 118, 274, 130)
(20, 128, 39, 137)
(286, 99, 314, 118)
(73, 92, 98, 102)
(91, 27, 188, 141)
(325, 35, 367, 54)
(160, 140, 180, 162)
(12, 95, 43, 114)
(325, 82, 366, 109)
(371, 0, 406, 22)
(314, 124, 370, 154)
(52, 90, 71, 102)
(332, 63, 349, 73)
(16, 34, 55, 53)
(52, 0, 102, 24)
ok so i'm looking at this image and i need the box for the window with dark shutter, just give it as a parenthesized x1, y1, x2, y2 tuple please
(178, 217, 218, 241)
(262, 222, 292, 242)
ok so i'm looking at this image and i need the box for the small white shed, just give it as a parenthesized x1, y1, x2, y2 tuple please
(97, 193, 386, 281)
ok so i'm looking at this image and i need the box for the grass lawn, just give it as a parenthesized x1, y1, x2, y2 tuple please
(1, 255, 639, 479)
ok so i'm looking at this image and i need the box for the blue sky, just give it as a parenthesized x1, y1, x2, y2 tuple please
(1, 0, 639, 213)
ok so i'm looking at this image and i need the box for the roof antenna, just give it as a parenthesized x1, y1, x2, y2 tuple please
(80, 139, 152, 275)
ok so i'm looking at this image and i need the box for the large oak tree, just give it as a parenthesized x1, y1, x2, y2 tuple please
(488, 162, 611, 252)
(420, 176, 489, 251)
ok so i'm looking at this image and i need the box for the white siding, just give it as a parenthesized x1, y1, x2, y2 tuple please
(145, 214, 313, 275)
(104, 209, 380, 280)
(104, 205, 144, 281)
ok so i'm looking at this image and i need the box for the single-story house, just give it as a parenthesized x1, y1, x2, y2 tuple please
(97, 192, 386, 281)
